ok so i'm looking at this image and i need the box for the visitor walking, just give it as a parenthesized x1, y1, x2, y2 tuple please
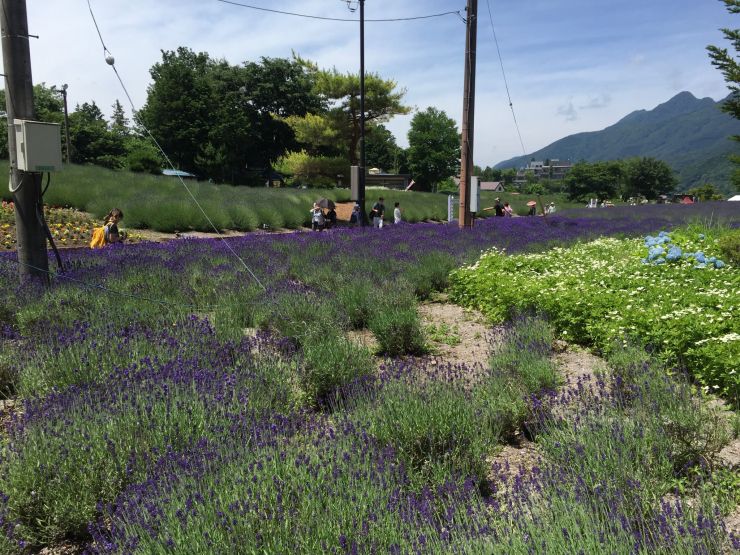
(349, 203, 361, 226)
(370, 197, 385, 228)
(503, 202, 513, 217)
(394, 202, 402, 224)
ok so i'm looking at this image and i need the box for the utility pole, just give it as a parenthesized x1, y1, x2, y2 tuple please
(60, 84, 71, 164)
(358, 0, 366, 225)
(1, 0, 48, 280)
(458, 0, 478, 229)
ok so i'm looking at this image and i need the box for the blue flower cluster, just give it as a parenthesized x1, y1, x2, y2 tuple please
(642, 231, 725, 268)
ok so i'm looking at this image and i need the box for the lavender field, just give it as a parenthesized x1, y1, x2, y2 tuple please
(0, 202, 738, 553)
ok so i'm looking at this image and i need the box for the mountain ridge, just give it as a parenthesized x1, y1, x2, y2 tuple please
(494, 92, 739, 194)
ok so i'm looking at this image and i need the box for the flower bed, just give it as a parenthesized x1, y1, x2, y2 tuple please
(0, 206, 738, 551)
(449, 226, 740, 400)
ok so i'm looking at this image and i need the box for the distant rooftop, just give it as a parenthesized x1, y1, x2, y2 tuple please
(162, 169, 197, 178)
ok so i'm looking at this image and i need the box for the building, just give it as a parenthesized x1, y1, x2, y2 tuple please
(162, 169, 197, 179)
(480, 181, 505, 192)
(514, 159, 573, 185)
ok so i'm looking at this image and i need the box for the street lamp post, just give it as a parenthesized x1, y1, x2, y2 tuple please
(345, 0, 366, 225)
(60, 84, 71, 164)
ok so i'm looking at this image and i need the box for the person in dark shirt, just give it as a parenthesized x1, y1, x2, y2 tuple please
(370, 197, 385, 228)
(494, 198, 505, 217)
(325, 207, 337, 229)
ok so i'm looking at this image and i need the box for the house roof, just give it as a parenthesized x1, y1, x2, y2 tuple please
(162, 169, 197, 178)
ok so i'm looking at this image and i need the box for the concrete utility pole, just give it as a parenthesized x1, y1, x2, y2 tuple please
(358, 0, 366, 225)
(458, 0, 478, 229)
(1, 0, 48, 280)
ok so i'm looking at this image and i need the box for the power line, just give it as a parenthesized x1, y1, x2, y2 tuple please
(485, 0, 527, 156)
(86, 0, 265, 290)
(215, 0, 464, 23)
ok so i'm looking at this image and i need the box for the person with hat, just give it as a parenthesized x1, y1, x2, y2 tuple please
(494, 197, 505, 217)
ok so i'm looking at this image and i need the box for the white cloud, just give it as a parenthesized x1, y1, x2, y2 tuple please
(6, 0, 735, 167)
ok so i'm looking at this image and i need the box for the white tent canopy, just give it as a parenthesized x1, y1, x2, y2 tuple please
(729, 194, 740, 201)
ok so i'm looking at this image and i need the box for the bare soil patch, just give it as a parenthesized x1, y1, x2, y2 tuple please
(417, 296, 492, 369)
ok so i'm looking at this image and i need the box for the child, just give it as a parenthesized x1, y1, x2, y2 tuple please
(103, 208, 124, 243)
(349, 203, 361, 226)
(393, 202, 402, 224)
(309, 202, 325, 231)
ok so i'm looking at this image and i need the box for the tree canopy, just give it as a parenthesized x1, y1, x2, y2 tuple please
(622, 157, 677, 200)
(138, 48, 318, 183)
(407, 107, 460, 191)
(290, 56, 410, 165)
(707, 0, 740, 188)
(564, 161, 624, 201)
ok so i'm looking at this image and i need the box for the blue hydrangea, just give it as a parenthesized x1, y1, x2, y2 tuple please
(648, 246, 665, 260)
(666, 246, 682, 262)
(654, 257, 666, 265)
(694, 251, 706, 264)
(697, 233, 705, 241)
(714, 259, 725, 269)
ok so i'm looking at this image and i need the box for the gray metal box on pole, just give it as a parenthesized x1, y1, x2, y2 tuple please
(470, 176, 480, 213)
(350, 165, 360, 201)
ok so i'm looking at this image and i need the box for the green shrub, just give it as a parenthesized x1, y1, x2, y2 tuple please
(717, 228, 740, 264)
(405, 252, 457, 299)
(352, 379, 498, 489)
(300, 328, 374, 407)
(368, 305, 427, 356)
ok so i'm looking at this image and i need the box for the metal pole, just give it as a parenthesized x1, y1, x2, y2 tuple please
(358, 0, 367, 225)
(1, 0, 48, 281)
(458, 0, 478, 229)
(61, 84, 71, 164)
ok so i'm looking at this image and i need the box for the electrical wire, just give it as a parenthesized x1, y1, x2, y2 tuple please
(485, 0, 527, 156)
(215, 0, 464, 22)
(86, 0, 265, 290)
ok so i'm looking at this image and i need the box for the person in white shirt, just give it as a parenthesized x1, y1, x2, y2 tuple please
(393, 202, 402, 224)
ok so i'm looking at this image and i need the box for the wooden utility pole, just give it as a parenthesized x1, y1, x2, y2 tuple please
(1, 0, 47, 280)
(458, 0, 478, 229)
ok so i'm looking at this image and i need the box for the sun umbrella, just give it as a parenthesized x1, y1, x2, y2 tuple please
(526, 200, 537, 207)
(316, 198, 336, 209)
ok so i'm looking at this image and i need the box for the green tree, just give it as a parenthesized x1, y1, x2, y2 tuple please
(274, 150, 349, 187)
(140, 49, 319, 183)
(295, 56, 410, 165)
(707, 0, 740, 188)
(564, 161, 623, 201)
(138, 47, 212, 173)
(68, 101, 125, 168)
(622, 157, 677, 200)
(365, 124, 401, 172)
(110, 100, 129, 137)
(686, 183, 725, 200)
(407, 107, 460, 191)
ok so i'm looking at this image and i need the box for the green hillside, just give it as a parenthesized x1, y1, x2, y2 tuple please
(495, 92, 739, 195)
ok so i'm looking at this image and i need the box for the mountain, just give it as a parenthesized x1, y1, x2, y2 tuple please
(494, 92, 739, 194)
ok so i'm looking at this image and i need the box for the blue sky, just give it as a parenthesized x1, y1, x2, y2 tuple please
(15, 0, 739, 167)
